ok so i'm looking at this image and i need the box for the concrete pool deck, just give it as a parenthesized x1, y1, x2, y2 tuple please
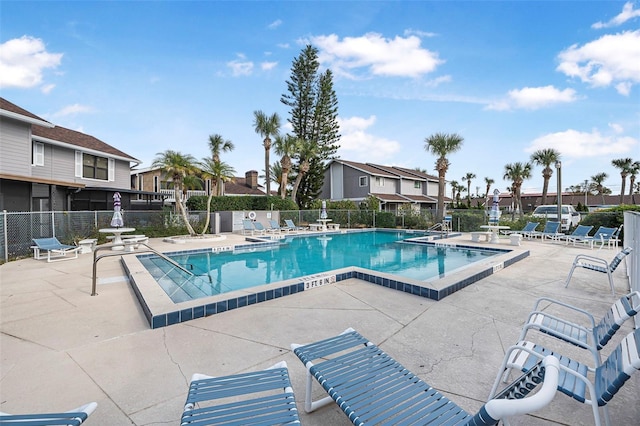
(0, 232, 637, 425)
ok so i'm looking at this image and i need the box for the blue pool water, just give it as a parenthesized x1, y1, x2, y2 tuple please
(139, 230, 498, 303)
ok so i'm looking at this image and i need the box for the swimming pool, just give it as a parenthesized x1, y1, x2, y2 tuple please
(123, 229, 529, 328)
(141, 230, 497, 303)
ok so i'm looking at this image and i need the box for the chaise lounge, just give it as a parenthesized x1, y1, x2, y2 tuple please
(292, 328, 560, 426)
(565, 247, 633, 296)
(31, 237, 81, 262)
(0, 401, 97, 425)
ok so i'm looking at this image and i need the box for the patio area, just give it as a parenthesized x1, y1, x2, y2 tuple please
(0, 232, 637, 425)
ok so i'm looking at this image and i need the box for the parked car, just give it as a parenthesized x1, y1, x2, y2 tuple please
(532, 205, 581, 231)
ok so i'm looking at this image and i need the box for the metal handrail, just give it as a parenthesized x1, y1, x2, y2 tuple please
(91, 242, 193, 296)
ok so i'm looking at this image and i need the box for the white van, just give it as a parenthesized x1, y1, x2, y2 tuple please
(532, 205, 581, 231)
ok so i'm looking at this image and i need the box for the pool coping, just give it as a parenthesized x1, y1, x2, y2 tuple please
(121, 232, 529, 329)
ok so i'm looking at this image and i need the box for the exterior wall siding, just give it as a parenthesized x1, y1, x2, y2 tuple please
(0, 118, 31, 176)
(342, 166, 371, 199)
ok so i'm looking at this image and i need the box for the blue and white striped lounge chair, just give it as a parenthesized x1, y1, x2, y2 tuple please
(242, 219, 266, 236)
(490, 328, 640, 426)
(292, 328, 560, 426)
(0, 402, 97, 425)
(518, 291, 640, 367)
(31, 237, 81, 262)
(181, 361, 300, 425)
(579, 226, 617, 250)
(565, 247, 633, 296)
(284, 219, 307, 232)
(559, 224, 594, 245)
(502, 221, 539, 239)
(531, 221, 562, 241)
(268, 219, 289, 233)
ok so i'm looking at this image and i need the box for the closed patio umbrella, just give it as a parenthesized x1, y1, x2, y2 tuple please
(110, 192, 124, 228)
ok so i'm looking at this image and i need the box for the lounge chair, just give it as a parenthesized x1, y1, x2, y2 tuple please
(292, 328, 561, 426)
(268, 219, 289, 233)
(607, 225, 623, 249)
(242, 219, 266, 236)
(253, 221, 269, 235)
(31, 237, 81, 262)
(284, 219, 307, 232)
(501, 221, 539, 239)
(0, 402, 97, 425)
(558, 224, 594, 245)
(489, 328, 640, 426)
(530, 221, 562, 241)
(565, 247, 633, 296)
(578, 226, 617, 250)
(181, 361, 300, 425)
(518, 291, 640, 367)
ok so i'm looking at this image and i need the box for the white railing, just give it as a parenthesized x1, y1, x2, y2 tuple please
(624, 211, 639, 295)
(159, 189, 208, 203)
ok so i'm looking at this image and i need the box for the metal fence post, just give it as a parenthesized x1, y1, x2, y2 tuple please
(2, 210, 7, 263)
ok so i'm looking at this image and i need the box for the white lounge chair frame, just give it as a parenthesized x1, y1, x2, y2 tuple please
(565, 247, 633, 296)
(31, 237, 81, 262)
(0, 401, 97, 425)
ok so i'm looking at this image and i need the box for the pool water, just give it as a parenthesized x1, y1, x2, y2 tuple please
(139, 230, 498, 303)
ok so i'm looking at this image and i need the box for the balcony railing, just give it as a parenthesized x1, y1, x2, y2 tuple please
(159, 189, 208, 203)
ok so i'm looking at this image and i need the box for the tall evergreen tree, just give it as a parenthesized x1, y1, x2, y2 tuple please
(281, 45, 340, 207)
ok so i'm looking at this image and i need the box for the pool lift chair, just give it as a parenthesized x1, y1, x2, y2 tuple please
(565, 247, 633, 296)
(292, 328, 561, 426)
(490, 328, 640, 426)
(0, 402, 97, 425)
(518, 291, 640, 367)
(181, 361, 300, 425)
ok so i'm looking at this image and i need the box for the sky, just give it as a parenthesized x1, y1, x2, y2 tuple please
(1, 0, 639, 198)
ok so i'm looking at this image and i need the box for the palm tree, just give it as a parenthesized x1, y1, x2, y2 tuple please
(207, 134, 234, 195)
(152, 150, 198, 236)
(462, 172, 476, 207)
(484, 177, 495, 207)
(628, 161, 640, 203)
(199, 158, 236, 234)
(590, 172, 609, 205)
(449, 180, 460, 205)
(424, 132, 464, 221)
(273, 134, 300, 199)
(253, 111, 281, 196)
(611, 158, 633, 204)
(503, 162, 532, 219)
(530, 148, 560, 205)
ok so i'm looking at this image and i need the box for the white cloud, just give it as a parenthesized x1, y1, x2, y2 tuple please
(556, 30, 640, 95)
(592, 2, 640, 29)
(609, 122, 624, 134)
(486, 85, 577, 110)
(0, 36, 63, 89)
(425, 75, 452, 88)
(403, 28, 437, 38)
(261, 61, 277, 71)
(268, 19, 282, 30)
(526, 128, 638, 158)
(310, 32, 443, 79)
(52, 103, 93, 117)
(226, 54, 253, 76)
(337, 115, 401, 161)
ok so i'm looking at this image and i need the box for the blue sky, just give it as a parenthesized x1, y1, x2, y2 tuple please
(1, 1, 639, 197)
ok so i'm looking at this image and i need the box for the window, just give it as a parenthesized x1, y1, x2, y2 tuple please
(414, 181, 422, 189)
(376, 177, 384, 187)
(32, 142, 44, 166)
(75, 151, 114, 181)
(359, 176, 368, 187)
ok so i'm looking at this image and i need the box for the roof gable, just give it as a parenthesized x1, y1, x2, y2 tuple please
(0, 97, 52, 127)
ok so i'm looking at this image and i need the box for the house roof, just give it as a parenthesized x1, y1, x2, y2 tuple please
(391, 165, 439, 182)
(401, 194, 438, 203)
(0, 97, 53, 127)
(33, 124, 140, 163)
(334, 160, 398, 178)
(225, 177, 266, 196)
(370, 193, 411, 203)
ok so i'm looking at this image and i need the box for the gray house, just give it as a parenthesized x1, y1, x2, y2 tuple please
(320, 159, 447, 212)
(0, 97, 142, 212)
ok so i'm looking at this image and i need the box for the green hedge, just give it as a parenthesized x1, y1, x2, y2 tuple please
(187, 195, 298, 211)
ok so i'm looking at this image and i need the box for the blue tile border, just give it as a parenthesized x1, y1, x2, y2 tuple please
(124, 235, 528, 329)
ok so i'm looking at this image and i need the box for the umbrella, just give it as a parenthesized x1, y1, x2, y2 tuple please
(110, 192, 124, 228)
(320, 200, 328, 219)
(489, 189, 501, 222)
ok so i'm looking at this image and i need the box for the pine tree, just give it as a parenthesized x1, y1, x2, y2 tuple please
(281, 45, 340, 207)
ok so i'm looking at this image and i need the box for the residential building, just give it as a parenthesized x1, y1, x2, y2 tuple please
(130, 168, 267, 205)
(320, 159, 447, 212)
(0, 97, 143, 212)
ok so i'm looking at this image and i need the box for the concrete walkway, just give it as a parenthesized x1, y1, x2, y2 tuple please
(0, 233, 637, 425)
